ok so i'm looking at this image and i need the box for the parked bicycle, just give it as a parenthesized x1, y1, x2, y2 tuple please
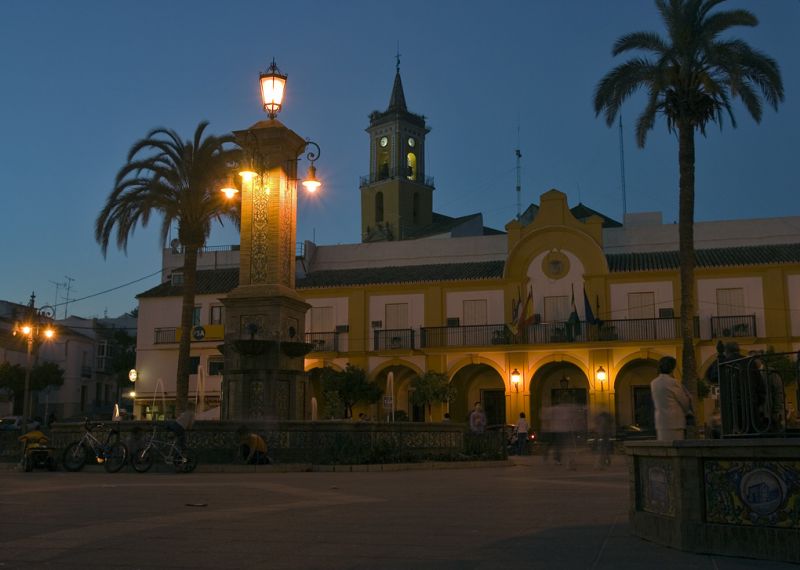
(131, 423, 197, 473)
(62, 419, 128, 473)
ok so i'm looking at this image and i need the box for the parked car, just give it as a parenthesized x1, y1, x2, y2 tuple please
(0, 416, 40, 431)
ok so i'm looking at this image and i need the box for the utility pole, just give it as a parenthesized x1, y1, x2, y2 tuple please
(63, 275, 75, 319)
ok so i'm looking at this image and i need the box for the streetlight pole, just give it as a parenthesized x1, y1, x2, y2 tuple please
(14, 293, 56, 434)
(219, 58, 322, 421)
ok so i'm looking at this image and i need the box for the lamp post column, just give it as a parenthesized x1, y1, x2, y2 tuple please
(21, 336, 33, 432)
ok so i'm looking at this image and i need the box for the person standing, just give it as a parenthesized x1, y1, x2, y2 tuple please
(650, 356, 693, 442)
(469, 402, 487, 434)
(514, 412, 529, 455)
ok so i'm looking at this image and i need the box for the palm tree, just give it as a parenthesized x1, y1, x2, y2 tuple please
(96, 121, 239, 414)
(594, 0, 783, 400)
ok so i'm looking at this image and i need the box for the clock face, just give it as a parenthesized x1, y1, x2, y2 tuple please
(379, 136, 388, 148)
(408, 137, 415, 147)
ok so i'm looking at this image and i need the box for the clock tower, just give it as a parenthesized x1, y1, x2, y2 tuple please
(361, 63, 433, 241)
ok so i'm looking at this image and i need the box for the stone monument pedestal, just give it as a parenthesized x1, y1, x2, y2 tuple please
(220, 284, 312, 421)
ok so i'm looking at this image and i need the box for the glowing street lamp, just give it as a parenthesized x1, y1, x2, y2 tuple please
(259, 58, 287, 119)
(510, 368, 521, 393)
(596, 366, 607, 390)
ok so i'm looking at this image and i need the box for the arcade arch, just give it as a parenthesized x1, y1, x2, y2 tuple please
(450, 364, 505, 425)
(530, 362, 589, 432)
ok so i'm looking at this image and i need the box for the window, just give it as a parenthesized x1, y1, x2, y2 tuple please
(210, 305, 224, 325)
(171, 272, 184, 286)
(208, 358, 224, 376)
(716, 288, 745, 316)
(310, 306, 334, 332)
(462, 299, 488, 326)
(385, 303, 409, 330)
(192, 306, 201, 326)
(628, 292, 656, 319)
(375, 192, 384, 223)
(407, 152, 417, 180)
(543, 296, 569, 322)
(189, 357, 200, 374)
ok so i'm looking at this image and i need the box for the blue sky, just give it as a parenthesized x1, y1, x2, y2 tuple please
(1, 0, 797, 318)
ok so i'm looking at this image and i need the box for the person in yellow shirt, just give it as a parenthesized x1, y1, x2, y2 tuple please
(236, 426, 269, 464)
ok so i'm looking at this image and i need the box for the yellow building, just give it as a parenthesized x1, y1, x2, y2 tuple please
(134, 70, 800, 432)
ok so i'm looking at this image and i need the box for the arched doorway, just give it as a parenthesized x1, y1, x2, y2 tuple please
(615, 359, 658, 433)
(374, 364, 420, 421)
(451, 364, 505, 426)
(531, 362, 589, 432)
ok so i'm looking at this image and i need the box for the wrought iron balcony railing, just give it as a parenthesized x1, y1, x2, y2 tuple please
(421, 324, 510, 348)
(306, 331, 339, 352)
(374, 329, 415, 351)
(710, 315, 756, 338)
(154, 327, 178, 344)
(359, 168, 434, 188)
(420, 317, 700, 348)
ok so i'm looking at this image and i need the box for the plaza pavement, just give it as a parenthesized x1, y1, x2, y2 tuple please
(0, 453, 795, 569)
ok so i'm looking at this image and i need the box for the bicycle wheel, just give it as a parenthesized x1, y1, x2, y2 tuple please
(103, 442, 128, 473)
(62, 442, 87, 472)
(175, 449, 198, 474)
(132, 448, 154, 473)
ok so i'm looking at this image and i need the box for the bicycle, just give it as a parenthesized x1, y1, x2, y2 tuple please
(62, 419, 129, 473)
(131, 424, 197, 473)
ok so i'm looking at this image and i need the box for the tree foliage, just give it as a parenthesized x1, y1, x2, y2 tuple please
(321, 364, 381, 419)
(95, 121, 240, 414)
(410, 371, 456, 421)
(594, 0, 783, 399)
(0, 361, 64, 414)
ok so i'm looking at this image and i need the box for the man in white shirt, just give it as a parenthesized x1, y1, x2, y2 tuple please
(650, 356, 693, 442)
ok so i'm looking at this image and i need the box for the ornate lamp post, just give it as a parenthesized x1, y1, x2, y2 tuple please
(13, 293, 55, 432)
(220, 59, 322, 421)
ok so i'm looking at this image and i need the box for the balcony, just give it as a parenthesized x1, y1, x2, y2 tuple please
(421, 324, 510, 348)
(154, 328, 177, 344)
(419, 317, 701, 348)
(359, 167, 434, 188)
(374, 329, 415, 351)
(306, 332, 339, 352)
(710, 315, 756, 338)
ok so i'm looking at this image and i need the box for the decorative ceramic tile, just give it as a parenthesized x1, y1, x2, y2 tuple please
(638, 457, 675, 516)
(705, 460, 800, 528)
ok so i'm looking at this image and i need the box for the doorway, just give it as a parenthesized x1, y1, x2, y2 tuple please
(482, 389, 506, 426)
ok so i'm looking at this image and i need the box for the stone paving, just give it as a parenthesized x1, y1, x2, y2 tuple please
(0, 453, 796, 569)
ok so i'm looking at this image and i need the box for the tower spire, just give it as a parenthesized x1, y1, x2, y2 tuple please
(388, 52, 407, 112)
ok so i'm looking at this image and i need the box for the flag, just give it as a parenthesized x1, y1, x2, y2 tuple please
(508, 292, 520, 336)
(566, 284, 580, 341)
(583, 286, 596, 324)
(519, 286, 534, 329)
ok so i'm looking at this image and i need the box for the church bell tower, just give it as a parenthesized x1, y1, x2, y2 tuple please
(360, 61, 434, 242)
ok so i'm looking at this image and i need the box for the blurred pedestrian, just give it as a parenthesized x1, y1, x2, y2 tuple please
(593, 410, 613, 468)
(515, 412, 529, 455)
(469, 402, 487, 434)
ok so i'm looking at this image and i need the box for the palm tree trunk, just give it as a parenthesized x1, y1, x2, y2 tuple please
(677, 120, 698, 410)
(175, 244, 199, 416)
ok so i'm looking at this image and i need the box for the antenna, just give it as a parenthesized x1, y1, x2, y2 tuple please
(515, 122, 522, 220)
(619, 114, 627, 219)
(49, 279, 66, 309)
(63, 275, 75, 319)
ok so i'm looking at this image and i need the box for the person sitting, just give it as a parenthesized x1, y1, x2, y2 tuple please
(236, 426, 269, 465)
